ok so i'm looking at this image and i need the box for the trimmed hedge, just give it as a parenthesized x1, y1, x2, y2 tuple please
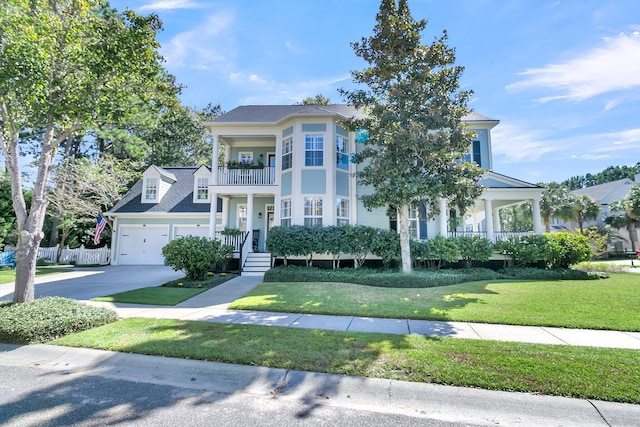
(264, 266, 504, 288)
(0, 297, 118, 344)
(264, 265, 604, 288)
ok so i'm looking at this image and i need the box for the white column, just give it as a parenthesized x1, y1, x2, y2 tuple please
(211, 134, 219, 185)
(532, 198, 543, 235)
(209, 192, 218, 239)
(484, 199, 494, 242)
(221, 197, 230, 228)
(247, 193, 254, 252)
(438, 198, 448, 237)
(493, 208, 501, 233)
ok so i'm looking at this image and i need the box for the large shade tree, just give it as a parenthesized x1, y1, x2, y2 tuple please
(340, 0, 482, 273)
(0, 0, 170, 302)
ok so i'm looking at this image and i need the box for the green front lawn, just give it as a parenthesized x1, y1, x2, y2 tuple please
(0, 265, 72, 285)
(92, 273, 237, 306)
(229, 273, 640, 331)
(53, 317, 640, 404)
(92, 287, 206, 306)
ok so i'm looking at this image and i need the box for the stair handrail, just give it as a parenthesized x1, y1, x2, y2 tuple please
(239, 231, 251, 271)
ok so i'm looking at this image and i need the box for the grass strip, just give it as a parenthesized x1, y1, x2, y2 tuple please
(53, 317, 640, 404)
(92, 287, 206, 306)
(0, 266, 72, 285)
(229, 273, 640, 331)
(92, 273, 237, 306)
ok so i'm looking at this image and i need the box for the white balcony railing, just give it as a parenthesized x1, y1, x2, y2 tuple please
(217, 166, 275, 186)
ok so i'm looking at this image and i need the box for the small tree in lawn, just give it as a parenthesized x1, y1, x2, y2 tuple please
(340, 0, 483, 273)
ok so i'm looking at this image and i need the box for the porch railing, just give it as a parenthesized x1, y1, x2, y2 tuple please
(214, 231, 244, 252)
(446, 231, 535, 242)
(217, 166, 275, 186)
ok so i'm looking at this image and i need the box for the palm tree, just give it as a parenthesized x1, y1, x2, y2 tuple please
(540, 183, 574, 232)
(569, 194, 601, 234)
(607, 187, 640, 251)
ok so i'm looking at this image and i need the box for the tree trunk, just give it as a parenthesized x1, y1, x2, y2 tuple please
(628, 222, 638, 252)
(13, 230, 43, 303)
(49, 217, 60, 246)
(543, 216, 551, 233)
(397, 204, 412, 274)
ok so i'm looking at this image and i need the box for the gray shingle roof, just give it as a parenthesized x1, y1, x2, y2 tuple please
(571, 178, 635, 204)
(109, 167, 216, 214)
(210, 105, 496, 124)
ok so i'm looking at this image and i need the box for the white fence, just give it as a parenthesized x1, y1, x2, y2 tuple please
(3, 245, 111, 265)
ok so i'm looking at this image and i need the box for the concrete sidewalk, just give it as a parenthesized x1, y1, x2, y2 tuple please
(1, 343, 638, 426)
(87, 275, 640, 350)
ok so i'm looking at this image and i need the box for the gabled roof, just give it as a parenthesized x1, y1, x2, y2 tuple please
(209, 105, 365, 125)
(480, 171, 543, 189)
(571, 178, 636, 204)
(208, 105, 497, 126)
(108, 167, 213, 215)
(147, 165, 177, 182)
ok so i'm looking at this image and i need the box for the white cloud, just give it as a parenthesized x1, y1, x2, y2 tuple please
(491, 121, 640, 168)
(140, 0, 204, 11)
(161, 11, 235, 68)
(490, 123, 560, 162)
(508, 32, 640, 102)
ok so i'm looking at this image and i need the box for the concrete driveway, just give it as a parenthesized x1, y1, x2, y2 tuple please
(0, 266, 184, 301)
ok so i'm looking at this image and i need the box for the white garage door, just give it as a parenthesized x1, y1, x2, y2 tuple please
(174, 226, 210, 239)
(118, 226, 169, 265)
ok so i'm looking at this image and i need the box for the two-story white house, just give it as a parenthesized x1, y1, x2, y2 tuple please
(107, 105, 544, 271)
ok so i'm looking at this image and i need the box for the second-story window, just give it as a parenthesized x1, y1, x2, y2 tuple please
(336, 135, 348, 170)
(196, 177, 209, 200)
(282, 137, 292, 170)
(472, 140, 481, 165)
(145, 178, 158, 201)
(305, 134, 323, 166)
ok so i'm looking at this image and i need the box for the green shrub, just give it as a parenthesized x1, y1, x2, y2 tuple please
(495, 235, 546, 268)
(542, 232, 592, 269)
(422, 235, 459, 268)
(371, 229, 400, 268)
(162, 236, 233, 280)
(454, 235, 494, 268)
(342, 225, 377, 268)
(0, 297, 118, 344)
(500, 267, 604, 281)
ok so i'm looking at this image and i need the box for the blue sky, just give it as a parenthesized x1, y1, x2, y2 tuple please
(109, 0, 640, 184)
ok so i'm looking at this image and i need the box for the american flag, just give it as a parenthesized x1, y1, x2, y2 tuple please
(93, 214, 107, 245)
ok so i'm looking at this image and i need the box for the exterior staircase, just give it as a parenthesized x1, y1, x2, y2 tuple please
(242, 252, 271, 276)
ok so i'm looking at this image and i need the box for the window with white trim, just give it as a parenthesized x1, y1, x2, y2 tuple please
(304, 197, 323, 226)
(305, 134, 323, 166)
(336, 135, 348, 170)
(239, 152, 253, 164)
(336, 198, 349, 225)
(408, 204, 419, 239)
(282, 137, 292, 170)
(196, 177, 209, 201)
(145, 178, 158, 201)
(281, 199, 291, 227)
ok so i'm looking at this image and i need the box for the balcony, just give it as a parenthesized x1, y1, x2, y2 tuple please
(216, 166, 275, 186)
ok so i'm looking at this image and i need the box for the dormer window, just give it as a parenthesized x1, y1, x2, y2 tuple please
(145, 178, 158, 201)
(197, 177, 209, 201)
(192, 165, 212, 203)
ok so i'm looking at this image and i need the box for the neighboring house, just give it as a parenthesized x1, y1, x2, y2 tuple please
(107, 105, 544, 270)
(552, 177, 640, 252)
